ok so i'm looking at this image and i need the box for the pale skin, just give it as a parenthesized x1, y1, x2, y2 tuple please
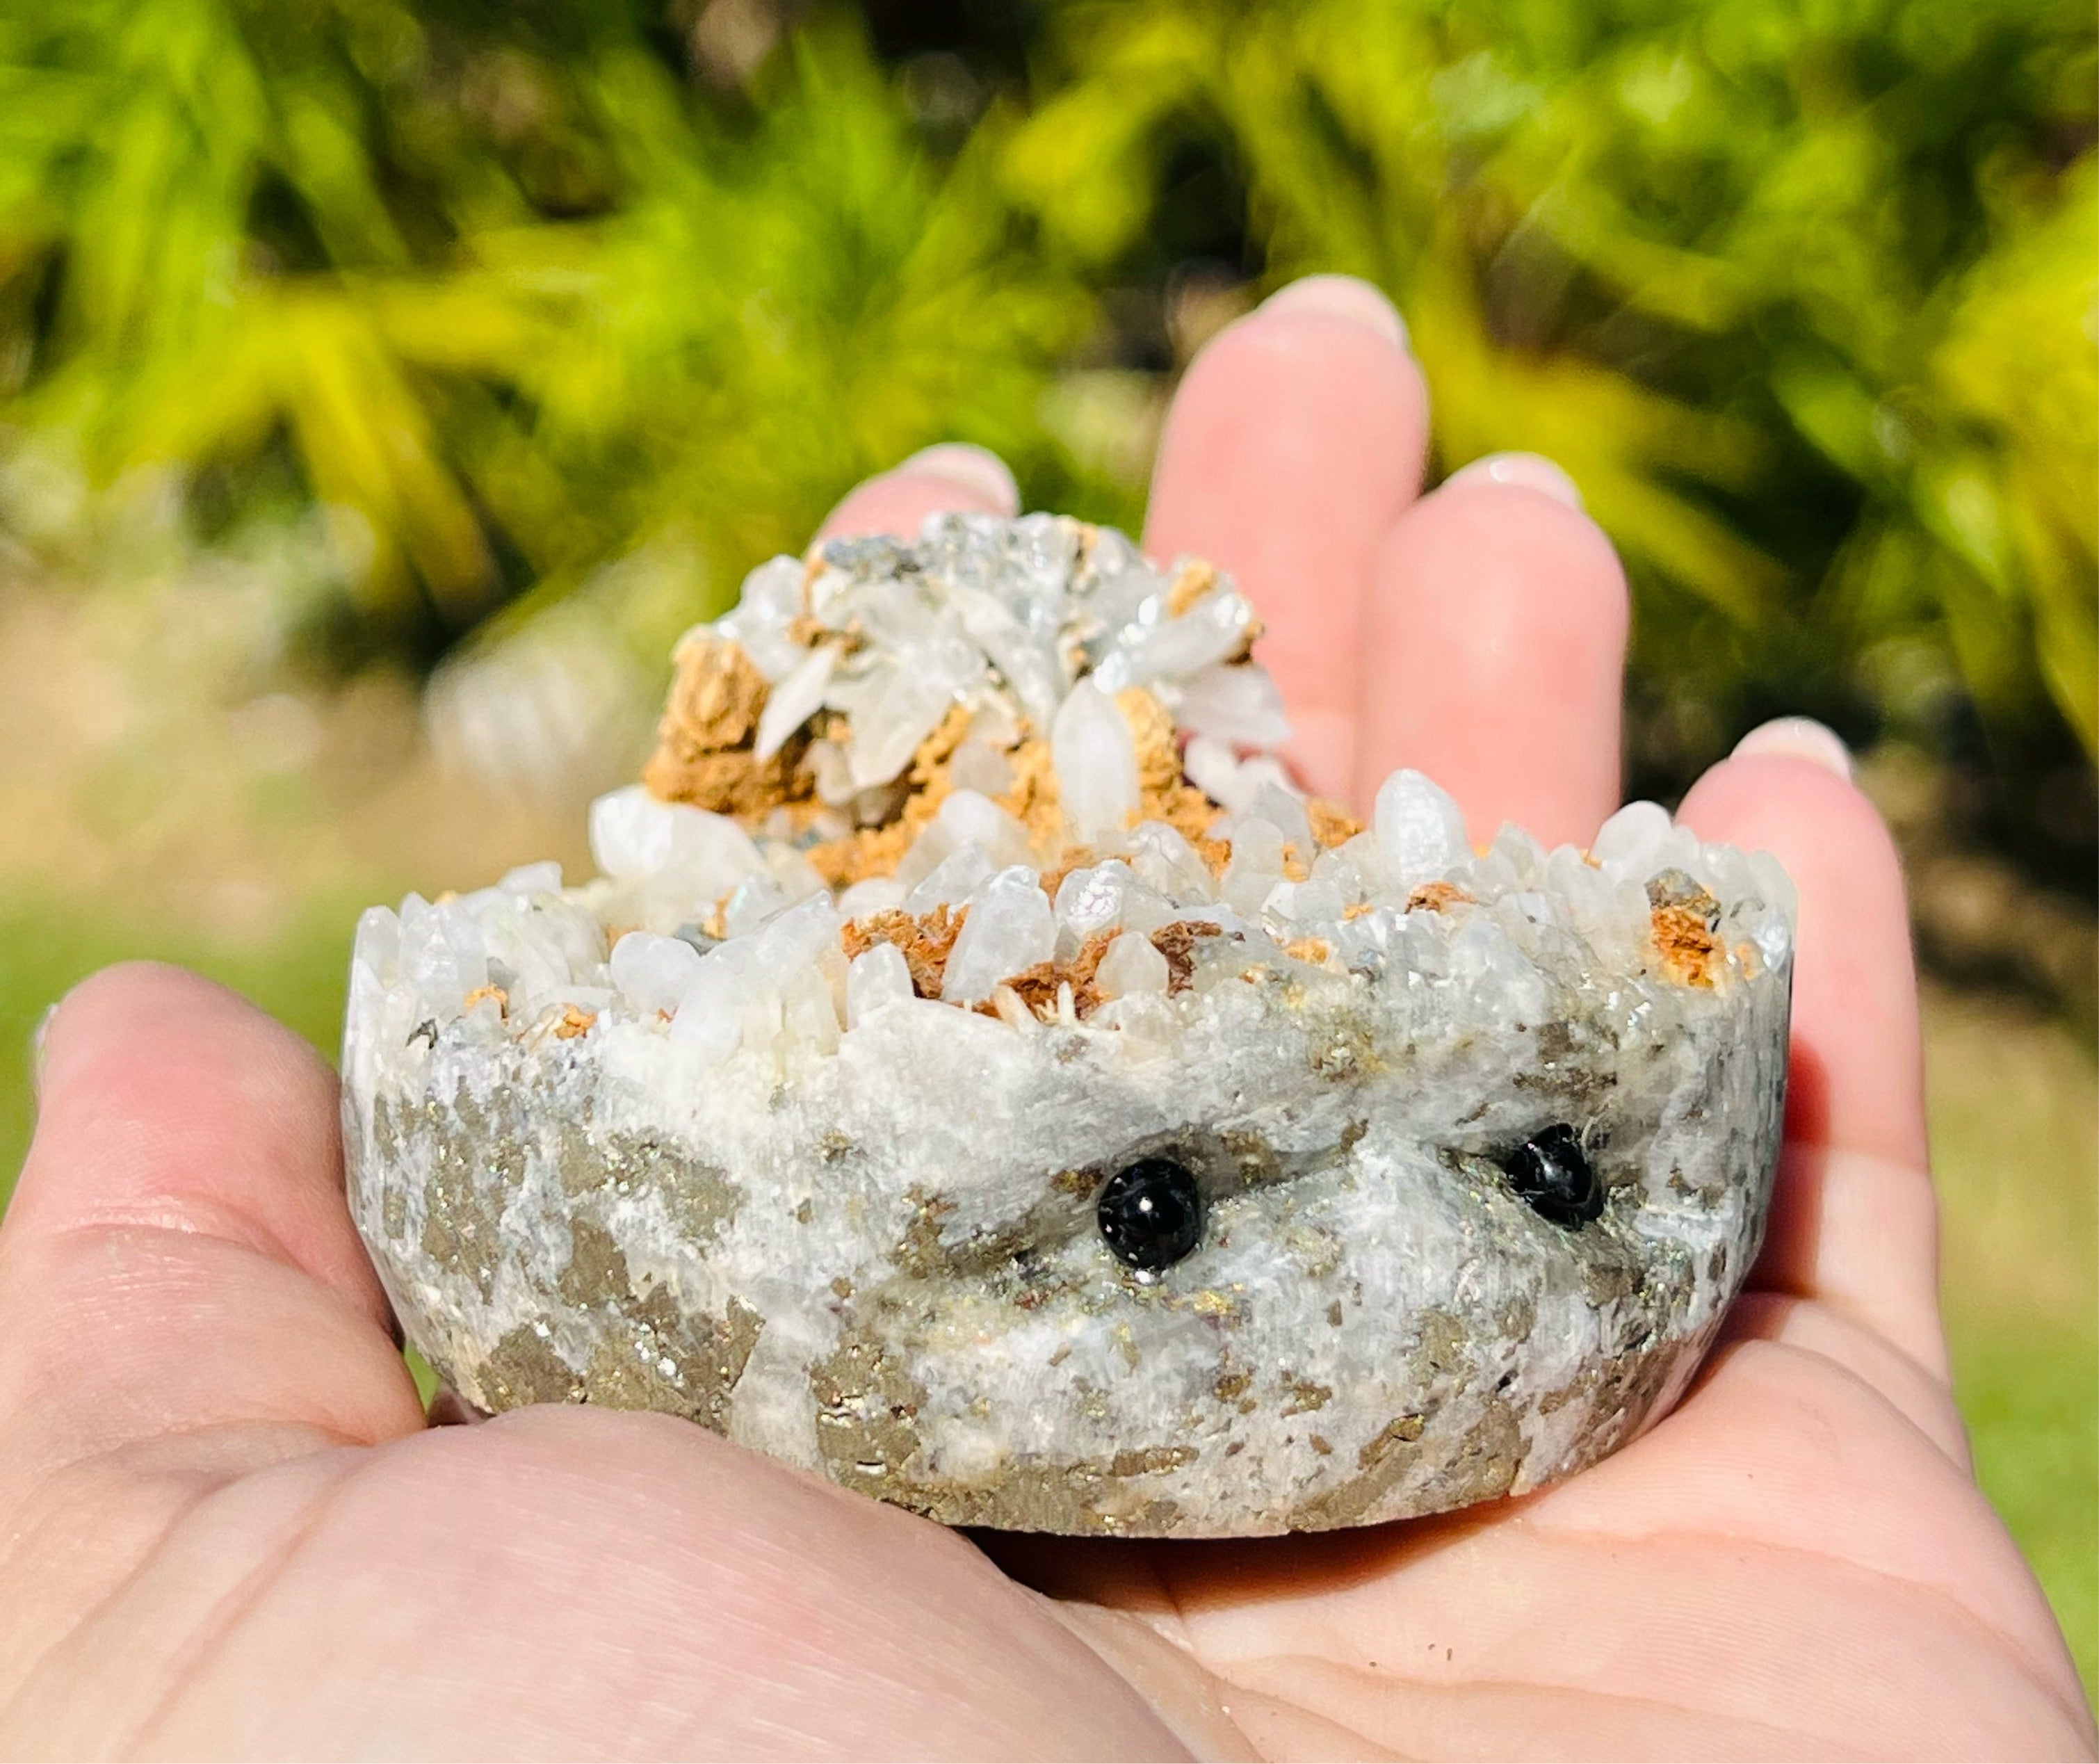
(0, 275, 2090, 1761)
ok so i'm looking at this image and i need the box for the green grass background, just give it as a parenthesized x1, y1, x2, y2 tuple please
(0, 892, 2091, 1698)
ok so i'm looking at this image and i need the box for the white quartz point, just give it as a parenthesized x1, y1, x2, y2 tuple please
(1747, 846, 1799, 928)
(669, 953, 745, 1062)
(1222, 816, 1288, 916)
(1747, 848, 1799, 965)
(905, 843, 996, 913)
(352, 903, 401, 980)
(781, 963, 842, 1055)
(836, 875, 907, 921)
(1182, 734, 1246, 811)
(1174, 661, 1291, 751)
(949, 737, 1014, 797)
(1095, 584, 1258, 689)
(845, 940, 914, 1027)
(762, 843, 829, 907)
(721, 875, 788, 939)
(1127, 820, 1215, 900)
(755, 893, 843, 978)
(588, 784, 764, 891)
(845, 652, 975, 790)
(807, 738, 857, 807)
(588, 784, 678, 877)
(715, 558, 807, 679)
(610, 931, 704, 1016)
(1245, 780, 1311, 852)
(1051, 680, 1139, 843)
(934, 788, 1033, 868)
(676, 811, 768, 898)
(754, 640, 841, 761)
(399, 896, 488, 1006)
(1095, 930, 1169, 1000)
(1374, 768, 1470, 889)
(941, 866, 1055, 1004)
(1054, 859, 1135, 941)
(1592, 800, 1673, 877)
(499, 860, 563, 896)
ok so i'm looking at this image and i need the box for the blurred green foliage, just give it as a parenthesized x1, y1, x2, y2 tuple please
(0, 0, 1090, 662)
(1014, 0, 2097, 777)
(0, 0, 2091, 829)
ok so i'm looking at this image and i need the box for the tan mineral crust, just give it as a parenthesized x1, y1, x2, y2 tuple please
(343, 512, 1794, 1535)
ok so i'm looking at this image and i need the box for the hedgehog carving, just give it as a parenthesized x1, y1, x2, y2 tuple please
(343, 512, 1793, 1536)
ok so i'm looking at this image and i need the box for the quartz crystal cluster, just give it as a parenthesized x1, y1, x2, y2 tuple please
(343, 512, 1794, 1536)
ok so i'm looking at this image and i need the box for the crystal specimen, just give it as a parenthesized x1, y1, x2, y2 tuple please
(341, 513, 1793, 1536)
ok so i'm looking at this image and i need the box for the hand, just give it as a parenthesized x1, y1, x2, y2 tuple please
(0, 275, 2089, 1761)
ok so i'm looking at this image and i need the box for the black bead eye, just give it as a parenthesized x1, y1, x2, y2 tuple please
(1096, 1158, 1205, 1277)
(1500, 1124, 1603, 1227)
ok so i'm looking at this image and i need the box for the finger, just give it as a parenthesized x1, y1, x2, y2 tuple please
(1114, 1320, 2086, 1762)
(1145, 275, 1431, 801)
(816, 443, 1019, 542)
(1355, 455, 1628, 844)
(0, 964, 423, 1484)
(1676, 727, 1940, 1375)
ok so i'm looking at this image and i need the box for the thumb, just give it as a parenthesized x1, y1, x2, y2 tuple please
(0, 963, 423, 1497)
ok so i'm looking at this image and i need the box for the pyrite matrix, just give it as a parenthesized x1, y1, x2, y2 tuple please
(343, 512, 1793, 1536)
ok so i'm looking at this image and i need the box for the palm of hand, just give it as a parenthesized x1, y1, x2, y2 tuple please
(1, 280, 2089, 1761)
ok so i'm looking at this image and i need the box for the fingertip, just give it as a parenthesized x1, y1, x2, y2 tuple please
(1381, 474, 1630, 652)
(1418, 469, 1621, 578)
(1174, 288, 1430, 467)
(1358, 477, 1628, 842)
(48, 955, 232, 1024)
(1678, 747, 1887, 865)
(29, 1001, 56, 1102)
(1147, 289, 1433, 801)
(38, 960, 327, 1117)
(820, 446, 1021, 542)
(1678, 748, 1924, 1166)
(0, 961, 419, 1466)
(1677, 744, 1941, 1370)
(12, 959, 374, 1317)
(1732, 715, 1854, 782)
(44, 962, 227, 1089)
(1676, 749, 1904, 946)
(895, 443, 1020, 512)
(1258, 273, 1409, 350)
(1445, 451, 1585, 510)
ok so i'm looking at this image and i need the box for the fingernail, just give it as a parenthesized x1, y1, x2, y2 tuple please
(1448, 451, 1585, 510)
(898, 444, 1020, 513)
(1259, 275, 1408, 350)
(29, 1001, 56, 1104)
(1733, 717, 1853, 781)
